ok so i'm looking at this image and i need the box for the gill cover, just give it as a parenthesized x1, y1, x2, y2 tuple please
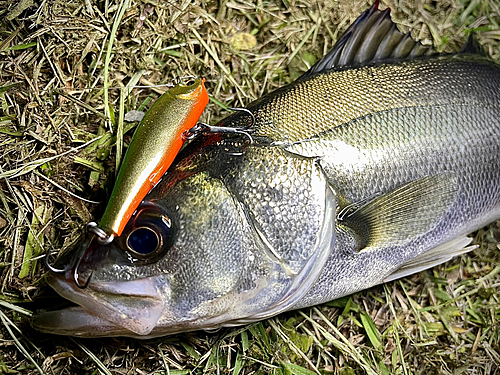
(99, 78, 209, 237)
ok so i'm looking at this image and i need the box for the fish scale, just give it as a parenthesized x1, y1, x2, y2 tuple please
(223, 146, 327, 272)
(221, 57, 500, 144)
(288, 104, 500, 195)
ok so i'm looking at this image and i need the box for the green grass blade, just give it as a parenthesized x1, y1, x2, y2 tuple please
(232, 351, 243, 375)
(281, 362, 317, 375)
(0, 309, 45, 374)
(70, 338, 112, 375)
(360, 312, 382, 352)
(18, 204, 45, 278)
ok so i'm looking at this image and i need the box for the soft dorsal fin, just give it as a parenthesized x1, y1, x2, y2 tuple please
(302, 1, 438, 77)
(460, 33, 486, 56)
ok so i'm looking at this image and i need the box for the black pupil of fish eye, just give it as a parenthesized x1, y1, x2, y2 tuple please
(127, 227, 159, 255)
(185, 79, 196, 86)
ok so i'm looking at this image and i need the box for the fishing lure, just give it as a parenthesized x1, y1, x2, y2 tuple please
(98, 77, 209, 240)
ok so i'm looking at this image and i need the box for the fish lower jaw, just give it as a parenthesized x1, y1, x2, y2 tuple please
(33, 273, 167, 337)
(31, 306, 129, 337)
(33, 274, 254, 338)
(31, 304, 227, 338)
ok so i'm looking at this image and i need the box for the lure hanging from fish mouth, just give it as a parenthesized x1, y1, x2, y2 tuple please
(88, 107, 255, 244)
(95, 81, 256, 244)
(45, 77, 210, 286)
(45, 80, 257, 289)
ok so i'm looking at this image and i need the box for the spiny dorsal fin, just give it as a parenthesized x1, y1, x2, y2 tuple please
(302, 1, 438, 77)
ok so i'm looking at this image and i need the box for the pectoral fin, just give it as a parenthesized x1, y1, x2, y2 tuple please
(342, 173, 458, 251)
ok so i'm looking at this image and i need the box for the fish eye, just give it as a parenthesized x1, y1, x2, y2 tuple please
(184, 79, 196, 87)
(127, 227, 160, 255)
(120, 204, 175, 262)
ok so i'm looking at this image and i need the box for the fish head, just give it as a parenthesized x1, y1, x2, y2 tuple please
(33, 164, 272, 338)
(34, 140, 336, 338)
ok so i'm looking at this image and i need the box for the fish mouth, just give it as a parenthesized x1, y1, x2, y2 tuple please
(32, 272, 166, 337)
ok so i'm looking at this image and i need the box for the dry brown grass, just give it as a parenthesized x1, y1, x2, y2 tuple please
(0, 0, 499, 374)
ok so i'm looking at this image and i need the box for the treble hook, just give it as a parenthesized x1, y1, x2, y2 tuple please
(44, 226, 95, 273)
(200, 123, 255, 144)
(71, 221, 113, 289)
(69, 221, 108, 289)
(44, 251, 77, 274)
(44, 242, 92, 289)
(227, 107, 256, 128)
(44, 243, 92, 288)
(43, 223, 101, 289)
(182, 108, 256, 144)
(73, 253, 93, 289)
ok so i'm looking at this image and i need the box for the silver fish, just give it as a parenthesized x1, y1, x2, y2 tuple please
(33, 3, 500, 337)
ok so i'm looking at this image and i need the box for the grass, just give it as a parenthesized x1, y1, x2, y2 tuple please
(0, 0, 499, 374)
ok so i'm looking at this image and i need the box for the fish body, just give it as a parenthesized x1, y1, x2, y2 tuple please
(99, 78, 208, 237)
(33, 4, 500, 337)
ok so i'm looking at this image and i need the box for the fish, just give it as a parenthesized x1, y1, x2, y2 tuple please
(98, 77, 208, 239)
(32, 2, 500, 338)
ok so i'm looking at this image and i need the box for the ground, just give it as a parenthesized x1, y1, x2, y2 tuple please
(0, 0, 499, 374)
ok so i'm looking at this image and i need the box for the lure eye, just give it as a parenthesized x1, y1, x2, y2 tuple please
(127, 227, 160, 255)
